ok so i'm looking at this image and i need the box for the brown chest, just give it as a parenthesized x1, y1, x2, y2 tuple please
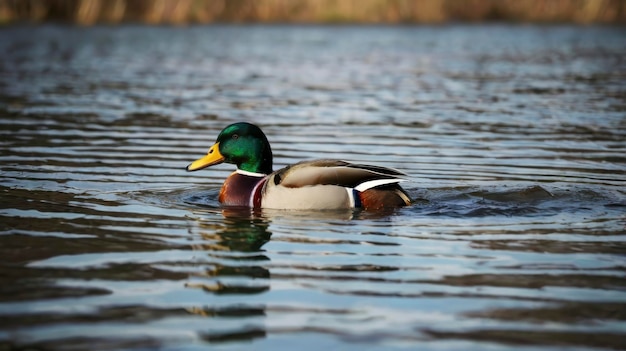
(219, 172, 267, 207)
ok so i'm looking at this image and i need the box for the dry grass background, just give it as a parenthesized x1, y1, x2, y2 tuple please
(0, 0, 624, 25)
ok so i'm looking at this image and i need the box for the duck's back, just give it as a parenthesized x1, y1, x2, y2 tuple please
(260, 160, 411, 210)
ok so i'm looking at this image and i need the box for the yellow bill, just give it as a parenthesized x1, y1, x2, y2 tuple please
(186, 142, 224, 171)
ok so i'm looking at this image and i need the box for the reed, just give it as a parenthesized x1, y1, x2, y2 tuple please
(0, 0, 624, 24)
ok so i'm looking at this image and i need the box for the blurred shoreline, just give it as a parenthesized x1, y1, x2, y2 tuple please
(1, 0, 624, 25)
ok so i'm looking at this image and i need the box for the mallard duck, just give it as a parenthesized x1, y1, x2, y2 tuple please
(186, 122, 411, 210)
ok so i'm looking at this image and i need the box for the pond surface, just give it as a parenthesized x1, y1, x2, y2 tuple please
(0, 24, 625, 350)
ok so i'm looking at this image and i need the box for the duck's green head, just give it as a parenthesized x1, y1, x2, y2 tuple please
(186, 122, 273, 175)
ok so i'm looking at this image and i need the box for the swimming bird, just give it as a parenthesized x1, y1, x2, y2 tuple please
(186, 122, 411, 210)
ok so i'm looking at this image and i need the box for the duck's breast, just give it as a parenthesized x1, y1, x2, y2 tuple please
(219, 172, 267, 207)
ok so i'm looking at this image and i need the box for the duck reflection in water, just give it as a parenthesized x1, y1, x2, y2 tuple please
(183, 206, 398, 342)
(185, 208, 271, 343)
(186, 208, 272, 294)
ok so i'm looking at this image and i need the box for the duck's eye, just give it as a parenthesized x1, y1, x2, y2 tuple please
(232, 134, 239, 140)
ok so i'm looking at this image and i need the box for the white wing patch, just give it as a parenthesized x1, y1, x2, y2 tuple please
(355, 178, 406, 192)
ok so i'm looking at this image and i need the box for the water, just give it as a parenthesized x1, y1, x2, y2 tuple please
(0, 24, 625, 350)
